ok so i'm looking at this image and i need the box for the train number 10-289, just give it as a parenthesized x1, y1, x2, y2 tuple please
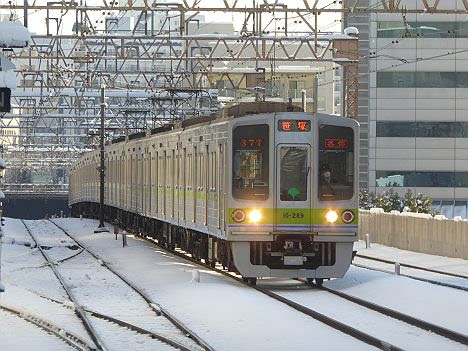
(282, 212, 305, 219)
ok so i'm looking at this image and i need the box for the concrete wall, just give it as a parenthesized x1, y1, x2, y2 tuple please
(3, 198, 70, 219)
(359, 210, 468, 259)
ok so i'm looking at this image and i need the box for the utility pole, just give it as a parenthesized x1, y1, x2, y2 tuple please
(0, 151, 5, 294)
(313, 75, 318, 115)
(94, 85, 109, 233)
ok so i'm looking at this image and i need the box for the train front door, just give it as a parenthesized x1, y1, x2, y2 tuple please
(275, 144, 312, 234)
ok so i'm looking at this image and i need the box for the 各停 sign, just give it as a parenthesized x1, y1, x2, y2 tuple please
(324, 138, 349, 149)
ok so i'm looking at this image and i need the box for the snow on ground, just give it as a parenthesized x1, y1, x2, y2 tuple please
(354, 240, 468, 276)
(88, 315, 177, 351)
(53, 218, 376, 351)
(2, 218, 69, 301)
(0, 308, 75, 351)
(0, 284, 94, 347)
(269, 279, 466, 351)
(3, 217, 468, 350)
(0, 218, 95, 346)
(23, 219, 203, 351)
(324, 241, 468, 337)
(324, 266, 468, 335)
(261, 240, 468, 350)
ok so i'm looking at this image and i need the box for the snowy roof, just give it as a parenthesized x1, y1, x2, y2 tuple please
(0, 21, 31, 48)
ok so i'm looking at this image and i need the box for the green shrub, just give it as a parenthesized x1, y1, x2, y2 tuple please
(359, 189, 433, 214)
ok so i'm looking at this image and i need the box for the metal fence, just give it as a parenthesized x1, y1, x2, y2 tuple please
(3, 183, 68, 199)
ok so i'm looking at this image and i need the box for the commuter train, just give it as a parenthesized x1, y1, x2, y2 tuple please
(69, 102, 359, 285)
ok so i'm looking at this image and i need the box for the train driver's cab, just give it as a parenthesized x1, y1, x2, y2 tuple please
(232, 124, 269, 201)
(318, 124, 355, 202)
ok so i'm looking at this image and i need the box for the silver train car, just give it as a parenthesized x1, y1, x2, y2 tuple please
(69, 103, 359, 284)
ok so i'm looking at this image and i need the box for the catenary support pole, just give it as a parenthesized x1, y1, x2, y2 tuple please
(24, 0, 28, 28)
(95, 85, 109, 233)
(99, 85, 105, 227)
(313, 75, 318, 115)
(301, 89, 307, 112)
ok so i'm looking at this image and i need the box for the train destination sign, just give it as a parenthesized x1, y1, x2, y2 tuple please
(278, 120, 311, 132)
(324, 138, 349, 149)
(240, 138, 264, 148)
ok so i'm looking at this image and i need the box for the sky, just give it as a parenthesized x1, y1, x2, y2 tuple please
(1, 0, 343, 35)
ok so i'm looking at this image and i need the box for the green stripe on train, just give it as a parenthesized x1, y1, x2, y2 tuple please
(228, 208, 358, 226)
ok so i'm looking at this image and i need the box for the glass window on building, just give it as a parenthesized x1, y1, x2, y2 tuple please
(377, 122, 415, 137)
(376, 122, 468, 138)
(377, 21, 459, 38)
(376, 72, 468, 88)
(317, 72, 326, 85)
(376, 171, 468, 187)
(317, 96, 326, 111)
(289, 80, 298, 90)
(418, 72, 456, 88)
(377, 72, 415, 88)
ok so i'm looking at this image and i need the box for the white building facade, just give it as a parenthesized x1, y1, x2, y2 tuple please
(347, 0, 468, 217)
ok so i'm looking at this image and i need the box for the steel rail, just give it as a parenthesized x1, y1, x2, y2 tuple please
(20, 219, 105, 351)
(84, 309, 196, 351)
(6, 282, 194, 351)
(353, 263, 468, 293)
(0, 304, 94, 351)
(109, 230, 404, 351)
(56, 248, 84, 264)
(315, 284, 468, 346)
(355, 254, 468, 279)
(49, 220, 215, 351)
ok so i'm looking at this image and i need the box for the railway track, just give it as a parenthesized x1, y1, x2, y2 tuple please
(0, 304, 94, 351)
(134, 229, 468, 350)
(49, 220, 213, 351)
(22, 220, 212, 351)
(88, 228, 410, 351)
(21, 219, 102, 350)
(313, 284, 468, 346)
(355, 254, 468, 279)
(354, 254, 468, 292)
(48, 219, 468, 350)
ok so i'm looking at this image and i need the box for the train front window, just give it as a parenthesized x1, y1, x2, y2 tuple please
(280, 147, 308, 201)
(318, 125, 354, 201)
(232, 124, 269, 200)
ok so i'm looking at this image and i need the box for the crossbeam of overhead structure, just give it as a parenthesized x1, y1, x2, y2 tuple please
(1, 0, 459, 189)
(1, 0, 467, 14)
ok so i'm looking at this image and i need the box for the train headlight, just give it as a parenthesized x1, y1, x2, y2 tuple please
(248, 209, 262, 223)
(341, 210, 355, 224)
(325, 210, 339, 224)
(232, 209, 245, 223)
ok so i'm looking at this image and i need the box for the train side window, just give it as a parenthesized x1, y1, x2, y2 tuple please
(232, 124, 269, 200)
(318, 124, 354, 201)
(212, 152, 218, 191)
